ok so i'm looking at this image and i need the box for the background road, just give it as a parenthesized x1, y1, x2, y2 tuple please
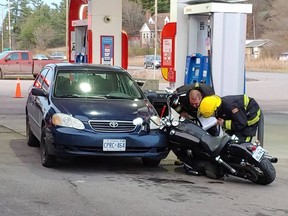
(0, 71, 287, 216)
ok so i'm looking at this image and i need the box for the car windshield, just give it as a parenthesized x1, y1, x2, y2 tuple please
(54, 69, 143, 100)
(52, 52, 64, 56)
(0, 51, 10, 59)
(146, 55, 161, 61)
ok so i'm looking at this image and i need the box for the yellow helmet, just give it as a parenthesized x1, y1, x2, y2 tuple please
(199, 95, 222, 118)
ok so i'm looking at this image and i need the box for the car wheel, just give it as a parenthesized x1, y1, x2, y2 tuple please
(40, 128, 56, 167)
(26, 115, 39, 147)
(142, 158, 161, 167)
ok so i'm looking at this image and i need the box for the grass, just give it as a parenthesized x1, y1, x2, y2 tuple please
(129, 56, 288, 72)
(246, 58, 288, 72)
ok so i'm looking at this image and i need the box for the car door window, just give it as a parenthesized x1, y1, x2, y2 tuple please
(42, 68, 53, 92)
(21, 52, 29, 60)
(34, 68, 49, 88)
(9, 53, 19, 60)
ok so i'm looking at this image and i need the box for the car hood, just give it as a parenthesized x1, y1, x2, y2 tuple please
(52, 98, 155, 121)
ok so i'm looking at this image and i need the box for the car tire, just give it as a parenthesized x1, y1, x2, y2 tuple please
(142, 158, 161, 167)
(26, 116, 39, 147)
(40, 128, 56, 167)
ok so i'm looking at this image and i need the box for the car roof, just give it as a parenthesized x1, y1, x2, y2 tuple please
(5, 50, 30, 53)
(51, 51, 64, 55)
(50, 63, 126, 72)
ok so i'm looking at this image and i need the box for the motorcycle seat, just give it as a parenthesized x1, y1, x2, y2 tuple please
(200, 135, 231, 156)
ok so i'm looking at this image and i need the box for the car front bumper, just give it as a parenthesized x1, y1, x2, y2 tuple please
(45, 127, 169, 159)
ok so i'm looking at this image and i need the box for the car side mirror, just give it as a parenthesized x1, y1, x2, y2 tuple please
(31, 88, 47, 97)
(135, 80, 145, 87)
(5, 57, 10, 61)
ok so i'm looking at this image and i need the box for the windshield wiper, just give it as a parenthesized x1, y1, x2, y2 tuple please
(56, 94, 81, 98)
(83, 95, 107, 99)
(105, 95, 133, 99)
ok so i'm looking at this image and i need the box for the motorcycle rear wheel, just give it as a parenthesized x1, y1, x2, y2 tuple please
(237, 158, 276, 185)
(251, 158, 276, 185)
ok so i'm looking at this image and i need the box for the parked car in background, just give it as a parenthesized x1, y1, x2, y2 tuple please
(144, 55, 161, 69)
(49, 51, 67, 60)
(25, 63, 169, 168)
(33, 54, 49, 60)
(279, 52, 288, 61)
(0, 50, 63, 79)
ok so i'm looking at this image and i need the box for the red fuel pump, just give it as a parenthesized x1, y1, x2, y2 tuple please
(160, 22, 176, 82)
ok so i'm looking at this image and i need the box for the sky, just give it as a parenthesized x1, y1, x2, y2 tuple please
(0, 0, 59, 29)
(43, 0, 59, 6)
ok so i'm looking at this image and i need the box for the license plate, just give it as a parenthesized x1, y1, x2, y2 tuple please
(103, 139, 126, 151)
(252, 146, 266, 162)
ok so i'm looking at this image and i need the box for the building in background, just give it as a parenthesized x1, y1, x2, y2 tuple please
(139, 13, 170, 48)
(245, 39, 270, 60)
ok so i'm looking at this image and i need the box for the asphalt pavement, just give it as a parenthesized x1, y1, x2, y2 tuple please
(0, 71, 288, 216)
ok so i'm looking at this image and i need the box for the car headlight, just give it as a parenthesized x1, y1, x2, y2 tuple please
(52, 113, 85, 130)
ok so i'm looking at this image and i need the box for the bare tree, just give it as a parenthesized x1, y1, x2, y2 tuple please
(247, 0, 288, 57)
(122, 0, 146, 37)
(33, 23, 55, 50)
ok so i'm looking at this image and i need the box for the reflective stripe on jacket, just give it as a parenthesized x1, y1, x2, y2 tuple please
(217, 95, 261, 133)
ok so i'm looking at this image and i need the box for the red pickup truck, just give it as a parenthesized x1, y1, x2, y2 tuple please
(0, 50, 64, 79)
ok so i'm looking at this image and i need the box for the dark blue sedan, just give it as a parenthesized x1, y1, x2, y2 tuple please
(26, 63, 169, 167)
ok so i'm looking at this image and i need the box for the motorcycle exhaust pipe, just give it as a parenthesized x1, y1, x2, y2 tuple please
(215, 156, 237, 174)
(265, 155, 278, 163)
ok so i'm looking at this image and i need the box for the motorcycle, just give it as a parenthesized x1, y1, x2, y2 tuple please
(146, 91, 277, 185)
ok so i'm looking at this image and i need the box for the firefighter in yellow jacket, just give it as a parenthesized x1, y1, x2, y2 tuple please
(199, 95, 261, 142)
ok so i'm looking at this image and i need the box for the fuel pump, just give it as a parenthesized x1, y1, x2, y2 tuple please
(68, 0, 128, 68)
(184, 14, 213, 88)
(74, 26, 88, 63)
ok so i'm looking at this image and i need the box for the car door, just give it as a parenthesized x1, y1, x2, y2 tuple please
(1, 52, 21, 75)
(20, 52, 33, 74)
(27, 68, 50, 139)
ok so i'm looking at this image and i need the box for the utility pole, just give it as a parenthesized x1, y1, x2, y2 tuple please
(0, 2, 7, 51)
(153, 0, 158, 79)
(253, 15, 256, 39)
(8, 0, 11, 49)
(1, 10, 4, 51)
(66, 0, 69, 60)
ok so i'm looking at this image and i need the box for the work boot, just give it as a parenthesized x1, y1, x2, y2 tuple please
(183, 164, 199, 176)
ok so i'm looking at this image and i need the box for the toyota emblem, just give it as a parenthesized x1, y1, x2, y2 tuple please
(109, 121, 119, 128)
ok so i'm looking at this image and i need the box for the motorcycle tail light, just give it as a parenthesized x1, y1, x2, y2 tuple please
(251, 145, 257, 152)
(247, 144, 257, 152)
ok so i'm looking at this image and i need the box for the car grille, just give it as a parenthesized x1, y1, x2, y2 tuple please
(88, 120, 137, 132)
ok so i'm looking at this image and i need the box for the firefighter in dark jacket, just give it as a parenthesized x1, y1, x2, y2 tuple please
(171, 82, 215, 170)
(199, 95, 261, 142)
(172, 82, 215, 119)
